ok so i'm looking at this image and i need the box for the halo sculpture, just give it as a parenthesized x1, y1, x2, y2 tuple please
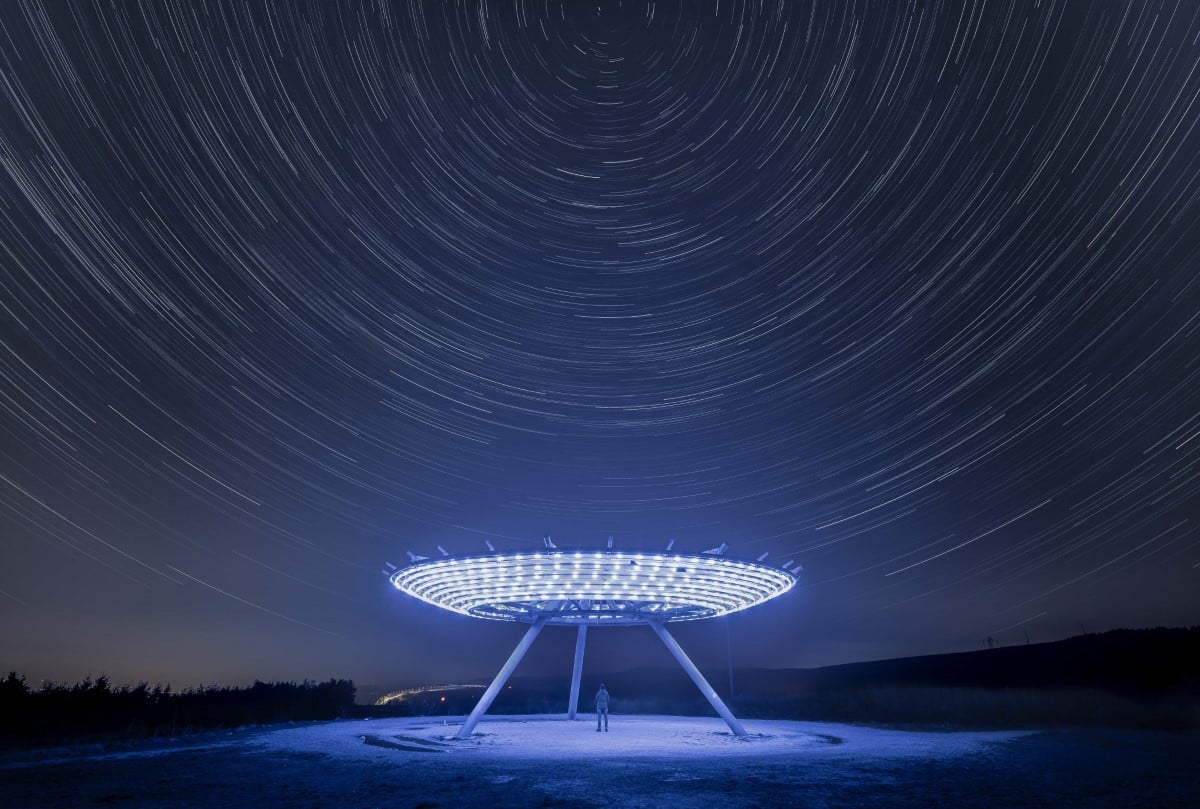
(388, 545, 799, 738)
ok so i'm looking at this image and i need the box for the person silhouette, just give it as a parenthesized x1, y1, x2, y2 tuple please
(595, 684, 609, 732)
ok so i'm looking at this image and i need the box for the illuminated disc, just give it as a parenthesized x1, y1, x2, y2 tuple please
(390, 550, 797, 625)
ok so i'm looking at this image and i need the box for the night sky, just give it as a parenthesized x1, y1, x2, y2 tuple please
(2, 1, 1198, 692)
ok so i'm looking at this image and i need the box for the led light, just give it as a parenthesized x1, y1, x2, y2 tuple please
(389, 549, 797, 626)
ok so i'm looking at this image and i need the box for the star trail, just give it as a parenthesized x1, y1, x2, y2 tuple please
(2, 1, 1198, 687)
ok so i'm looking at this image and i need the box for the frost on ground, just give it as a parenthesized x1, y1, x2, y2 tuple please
(3, 715, 1198, 808)
(259, 713, 1029, 762)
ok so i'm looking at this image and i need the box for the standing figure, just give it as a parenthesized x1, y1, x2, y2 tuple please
(595, 683, 610, 732)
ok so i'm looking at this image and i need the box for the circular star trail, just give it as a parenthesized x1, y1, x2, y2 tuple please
(1, 1, 1198, 684)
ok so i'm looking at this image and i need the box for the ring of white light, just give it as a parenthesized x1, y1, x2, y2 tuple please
(390, 550, 796, 625)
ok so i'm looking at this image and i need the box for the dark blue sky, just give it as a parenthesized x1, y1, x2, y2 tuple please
(2, 0, 1198, 690)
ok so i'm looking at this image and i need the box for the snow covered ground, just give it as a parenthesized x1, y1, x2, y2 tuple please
(3, 715, 1198, 807)
(261, 713, 1030, 761)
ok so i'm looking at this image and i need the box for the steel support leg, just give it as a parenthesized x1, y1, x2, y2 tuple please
(456, 617, 547, 739)
(567, 624, 588, 719)
(648, 620, 747, 737)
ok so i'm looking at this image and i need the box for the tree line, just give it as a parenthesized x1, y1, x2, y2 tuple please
(0, 672, 356, 745)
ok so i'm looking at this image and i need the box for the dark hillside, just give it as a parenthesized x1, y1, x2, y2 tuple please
(386, 627, 1199, 728)
(738, 626, 1200, 695)
(480, 627, 1200, 702)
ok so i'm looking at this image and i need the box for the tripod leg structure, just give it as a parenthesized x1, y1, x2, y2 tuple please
(648, 620, 747, 737)
(456, 616, 547, 739)
(567, 624, 588, 719)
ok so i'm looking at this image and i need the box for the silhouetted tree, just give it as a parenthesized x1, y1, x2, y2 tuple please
(0, 673, 356, 745)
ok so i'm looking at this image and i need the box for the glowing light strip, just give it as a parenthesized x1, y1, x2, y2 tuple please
(390, 550, 797, 624)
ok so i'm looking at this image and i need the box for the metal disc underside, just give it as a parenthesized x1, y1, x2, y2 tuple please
(390, 549, 796, 625)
